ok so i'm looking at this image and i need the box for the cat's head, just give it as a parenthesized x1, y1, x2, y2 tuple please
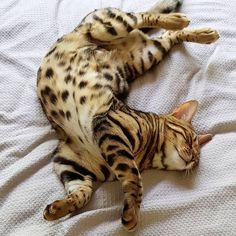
(153, 100, 212, 171)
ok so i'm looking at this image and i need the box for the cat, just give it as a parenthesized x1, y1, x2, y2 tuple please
(37, 0, 219, 231)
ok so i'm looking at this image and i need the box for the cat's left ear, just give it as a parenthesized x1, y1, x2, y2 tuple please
(171, 100, 198, 123)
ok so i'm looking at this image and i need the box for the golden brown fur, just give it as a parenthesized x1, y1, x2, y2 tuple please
(37, 0, 218, 231)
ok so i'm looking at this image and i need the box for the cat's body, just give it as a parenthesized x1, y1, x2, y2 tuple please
(37, 0, 219, 231)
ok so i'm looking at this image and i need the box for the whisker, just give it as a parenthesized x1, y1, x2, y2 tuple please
(190, 168, 194, 175)
(185, 169, 188, 177)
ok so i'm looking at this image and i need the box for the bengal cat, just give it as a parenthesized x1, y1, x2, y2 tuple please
(37, 0, 219, 231)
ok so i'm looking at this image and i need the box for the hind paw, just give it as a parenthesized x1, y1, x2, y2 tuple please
(161, 13, 190, 30)
(194, 28, 220, 44)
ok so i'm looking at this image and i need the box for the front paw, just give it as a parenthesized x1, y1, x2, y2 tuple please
(121, 200, 140, 232)
(43, 198, 76, 221)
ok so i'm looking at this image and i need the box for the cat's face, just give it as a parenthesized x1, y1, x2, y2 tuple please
(162, 117, 201, 171)
(153, 100, 212, 171)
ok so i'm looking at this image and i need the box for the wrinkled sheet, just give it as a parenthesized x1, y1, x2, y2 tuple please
(0, 0, 236, 235)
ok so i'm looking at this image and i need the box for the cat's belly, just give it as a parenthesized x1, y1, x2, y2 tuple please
(37, 48, 116, 181)
(38, 63, 113, 143)
(57, 85, 113, 146)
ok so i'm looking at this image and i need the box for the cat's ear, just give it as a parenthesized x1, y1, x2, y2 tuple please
(198, 133, 213, 145)
(171, 100, 198, 123)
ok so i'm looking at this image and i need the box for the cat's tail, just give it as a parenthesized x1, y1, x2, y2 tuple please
(148, 0, 183, 14)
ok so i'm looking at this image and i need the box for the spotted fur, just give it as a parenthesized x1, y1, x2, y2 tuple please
(37, 0, 219, 231)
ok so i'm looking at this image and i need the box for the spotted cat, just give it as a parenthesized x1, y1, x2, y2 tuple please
(37, 0, 219, 231)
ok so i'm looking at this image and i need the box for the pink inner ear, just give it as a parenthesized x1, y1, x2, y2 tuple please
(171, 100, 198, 123)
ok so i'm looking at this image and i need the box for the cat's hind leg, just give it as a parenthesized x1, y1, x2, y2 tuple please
(96, 27, 219, 99)
(43, 142, 97, 221)
(164, 27, 220, 44)
(111, 27, 219, 83)
(77, 6, 189, 43)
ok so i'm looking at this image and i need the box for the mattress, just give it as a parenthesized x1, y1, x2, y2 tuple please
(0, 0, 236, 235)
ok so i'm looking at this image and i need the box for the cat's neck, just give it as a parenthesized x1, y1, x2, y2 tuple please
(131, 109, 164, 171)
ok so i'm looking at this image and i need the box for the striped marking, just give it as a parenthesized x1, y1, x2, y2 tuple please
(107, 145, 119, 152)
(107, 153, 116, 166)
(107, 114, 135, 149)
(117, 66, 125, 78)
(100, 165, 110, 181)
(115, 73, 121, 90)
(166, 121, 188, 139)
(148, 51, 154, 63)
(124, 63, 135, 81)
(153, 40, 166, 54)
(106, 9, 133, 32)
(107, 9, 116, 18)
(93, 119, 111, 133)
(93, 14, 118, 36)
(116, 163, 129, 171)
(160, 142, 168, 169)
(117, 150, 133, 160)
(54, 156, 97, 180)
(131, 168, 139, 176)
(66, 111, 71, 120)
(45, 46, 57, 57)
(106, 26, 118, 36)
(99, 133, 129, 148)
(126, 13, 137, 24)
(61, 170, 84, 182)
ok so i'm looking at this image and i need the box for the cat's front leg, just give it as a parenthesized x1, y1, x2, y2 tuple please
(96, 130, 143, 231)
(109, 155, 143, 232)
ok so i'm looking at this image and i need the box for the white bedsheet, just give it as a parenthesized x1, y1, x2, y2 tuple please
(0, 0, 236, 235)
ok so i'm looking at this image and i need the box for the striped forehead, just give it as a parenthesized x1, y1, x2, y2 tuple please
(165, 117, 193, 143)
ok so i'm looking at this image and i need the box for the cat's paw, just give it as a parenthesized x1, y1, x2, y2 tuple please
(121, 200, 139, 232)
(43, 198, 76, 221)
(161, 13, 190, 30)
(194, 28, 220, 44)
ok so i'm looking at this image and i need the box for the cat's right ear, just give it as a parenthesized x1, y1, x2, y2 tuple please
(171, 100, 198, 123)
(198, 134, 213, 145)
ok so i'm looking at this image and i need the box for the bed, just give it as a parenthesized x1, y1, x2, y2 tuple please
(0, 0, 236, 235)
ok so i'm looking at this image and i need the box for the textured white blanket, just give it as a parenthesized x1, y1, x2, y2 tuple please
(0, 0, 236, 235)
